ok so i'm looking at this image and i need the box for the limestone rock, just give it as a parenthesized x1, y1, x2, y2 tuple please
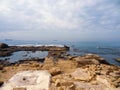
(57, 60, 77, 73)
(0, 70, 51, 90)
(52, 75, 63, 83)
(83, 54, 102, 60)
(71, 68, 93, 81)
(42, 57, 55, 70)
(82, 54, 109, 65)
(74, 82, 107, 90)
(49, 67, 62, 76)
(74, 56, 100, 66)
(55, 79, 61, 87)
(96, 75, 120, 89)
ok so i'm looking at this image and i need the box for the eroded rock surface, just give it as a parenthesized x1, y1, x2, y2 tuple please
(71, 68, 93, 81)
(0, 54, 120, 90)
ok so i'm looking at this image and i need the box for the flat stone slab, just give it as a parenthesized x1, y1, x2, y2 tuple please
(0, 70, 51, 90)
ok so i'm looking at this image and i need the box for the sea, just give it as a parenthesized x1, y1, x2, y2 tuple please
(0, 40, 120, 66)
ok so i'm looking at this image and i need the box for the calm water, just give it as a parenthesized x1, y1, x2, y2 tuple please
(67, 42, 120, 66)
(0, 51, 48, 62)
(0, 40, 120, 66)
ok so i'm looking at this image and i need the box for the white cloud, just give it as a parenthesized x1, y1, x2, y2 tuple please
(0, 0, 101, 31)
(0, 0, 120, 41)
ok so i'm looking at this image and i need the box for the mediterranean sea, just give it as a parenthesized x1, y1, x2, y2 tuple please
(0, 40, 120, 66)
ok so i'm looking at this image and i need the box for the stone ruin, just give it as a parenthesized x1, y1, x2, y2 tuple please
(0, 70, 51, 90)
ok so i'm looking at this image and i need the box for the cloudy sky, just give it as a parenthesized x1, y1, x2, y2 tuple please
(0, 0, 120, 41)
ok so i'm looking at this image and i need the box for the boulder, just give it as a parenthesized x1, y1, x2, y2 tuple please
(71, 68, 93, 81)
(74, 56, 100, 66)
(0, 43, 9, 48)
(83, 54, 104, 61)
(49, 67, 62, 76)
(54, 79, 74, 88)
(83, 54, 109, 65)
(0, 70, 51, 90)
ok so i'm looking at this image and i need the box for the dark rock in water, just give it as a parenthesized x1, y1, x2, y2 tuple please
(0, 51, 12, 57)
(64, 45, 70, 51)
(0, 43, 9, 48)
(115, 58, 120, 62)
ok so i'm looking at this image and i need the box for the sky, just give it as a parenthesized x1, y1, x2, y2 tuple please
(0, 0, 120, 42)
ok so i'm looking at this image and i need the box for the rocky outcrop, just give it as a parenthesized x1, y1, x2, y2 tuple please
(71, 54, 110, 66)
(0, 44, 69, 57)
(0, 43, 9, 48)
(0, 53, 120, 90)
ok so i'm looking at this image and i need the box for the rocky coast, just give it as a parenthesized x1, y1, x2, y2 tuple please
(0, 43, 120, 90)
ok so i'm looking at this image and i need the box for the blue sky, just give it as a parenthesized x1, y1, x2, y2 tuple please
(0, 0, 120, 41)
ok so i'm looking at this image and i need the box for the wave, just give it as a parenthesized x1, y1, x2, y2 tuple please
(15, 44, 65, 47)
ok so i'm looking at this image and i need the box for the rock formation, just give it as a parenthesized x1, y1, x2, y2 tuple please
(0, 43, 9, 48)
(0, 45, 69, 57)
(0, 47, 120, 90)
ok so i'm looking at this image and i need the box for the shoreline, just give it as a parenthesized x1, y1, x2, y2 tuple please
(0, 43, 120, 90)
(0, 43, 69, 57)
